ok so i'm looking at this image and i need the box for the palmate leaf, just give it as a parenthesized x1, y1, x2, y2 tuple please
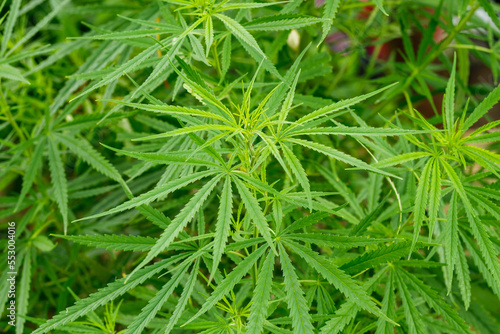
(290, 126, 429, 137)
(375, 270, 396, 334)
(320, 0, 342, 44)
(31, 254, 187, 334)
(47, 136, 68, 233)
(184, 244, 269, 326)
(462, 83, 500, 133)
(280, 211, 330, 235)
(286, 138, 396, 178)
(395, 268, 427, 334)
(210, 176, 233, 280)
(164, 259, 200, 334)
(284, 240, 394, 325)
(6, 0, 70, 56)
(278, 242, 314, 334)
(319, 268, 388, 334)
(461, 231, 500, 299)
(441, 160, 500, 284)
(244, 14, 325, 31)
(54, 133, 123, 183)
(124, 261, 191, 334)
(372, 152, 432, 168)
(215, 13, 263, 56)
(340, 241, 425, 275)
(74, 170, 217, 221)
(74, 28, 182, 40)
(126, 174, 222, 282)
(287, 233, 392, 248)
(102, 144, 221, 169)
(52, 234, 157, 252)
(232, 176, 278, 255)
(397, 267, 472, 334)
(247, 250, 276, 334)
(214, 14, 281, 79)
(288, 82, 398, 128)
(111, 101, 233, 124)
(134, 124, 236, 141)
(72, 42, 161, 101)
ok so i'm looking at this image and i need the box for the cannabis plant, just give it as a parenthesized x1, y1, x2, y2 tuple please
(2, 0, 500, 333)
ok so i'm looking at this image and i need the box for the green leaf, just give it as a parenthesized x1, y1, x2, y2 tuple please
(0, 0, 21, 55)
(215, 13, 281, 79)
(134, 124, 236, 141)
(31, 255, 187, 334)
(184, 244, 268, 326)
(75, 170, 217, 221)
(280, 143, 312, 209)
(48, 137, 68, 234)
(340, 241, 424, 275)
(280, 212, 330, 235)
(210, 176, 233, 280)
(319, 0, 342, 44)
(287, 234, 392, 248)
(372, 152, 432, 168)
(164, 260, 200, 334)
(441, 160, 500, 284)
(6, 0, 70, 55)
(290, 83, 398, 127)
(54, 133, 123, 183)
(411, 158, 433, 253)
(221, 34, 231, 80)
(111, 101, 233, 124)
(215, 13, 264, 56)
(126, 174, 222, 282)
(0, 64, 29, 83)
(16, 251, 31, 334)
(427, 158, 441, 239)
(286, 138, 396, 178)
(52, 234, 157, 252)
(16, 136, 46, 211)
(74, 28, 182, 40)
(205, 15, 213, 56)
(462, 83, 500, 133)
(247, 251, 275, 334)
(395, 268, 427, 334)
(278, 242, 314, 334)
(375, 270, 396, 334)
(319, 269, 387, 334)
(397, 267, 472, 333)
(291, 126, 428, 137)
(284, 240, 392, 324)
(444, 192, 459, 294)
(232, 176, 277, 255)
(244, 14, 325, 31)
(444, 53, 456, 135)
(124, 262, 191, 334)
(101, 143, 221, 169)
(373, 0, 388, 15)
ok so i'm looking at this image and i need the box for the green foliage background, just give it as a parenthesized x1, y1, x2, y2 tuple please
(1, 0, 500, 333)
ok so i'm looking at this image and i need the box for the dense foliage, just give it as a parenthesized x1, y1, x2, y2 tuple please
(2, 0, 500, 333)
